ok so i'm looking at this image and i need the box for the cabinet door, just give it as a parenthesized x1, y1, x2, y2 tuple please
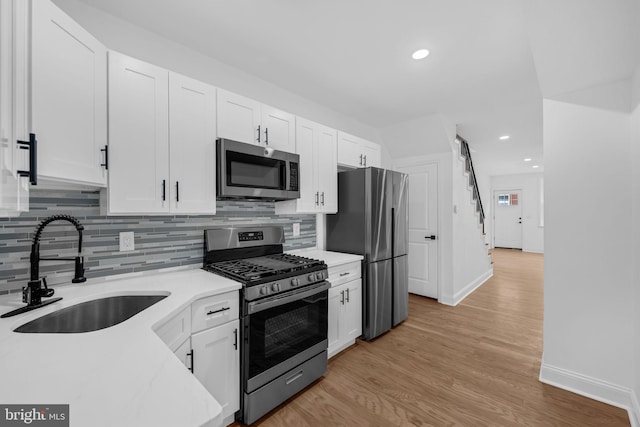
(261, 104, 295, 152)
(362, 141, 381, 168)
(108, 52, 169, 214)
(0, 0, 19, 215)
(217, 89, 260, 145)
(31, 0, 107, 186)
(293, 117, 319, 213)
(169, 73, 216, 214)
(344, 279, 362, 342)
(337, 131, 364, 168)
(174, 337, 192, 370)
(191, 319, 240, 421)
(316, 124, 337, 213)
(327, 285, 343, 358)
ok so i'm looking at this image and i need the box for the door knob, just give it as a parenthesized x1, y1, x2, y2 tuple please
(425, 235, 437, 240)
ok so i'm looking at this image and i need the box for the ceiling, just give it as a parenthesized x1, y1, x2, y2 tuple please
(71, 0, 638, 176)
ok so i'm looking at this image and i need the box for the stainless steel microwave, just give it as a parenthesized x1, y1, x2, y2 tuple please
(216, 138, 300, 201)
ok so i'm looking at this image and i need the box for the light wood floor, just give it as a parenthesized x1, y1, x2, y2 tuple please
(242, 249, 630, 426)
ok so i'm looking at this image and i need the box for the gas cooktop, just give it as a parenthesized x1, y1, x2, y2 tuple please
(204, 253, 325, 283)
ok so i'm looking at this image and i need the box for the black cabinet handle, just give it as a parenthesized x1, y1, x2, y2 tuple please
(264, 127, 268, 145)
(315, 191, 319, 206)
(359, 154, 363, 166)
(176, 181, 179, 202)
(346, 288, 350, 303)
(340, 290, 344, 304)
(233, 328, 238, 350)
(162, 180, 166, 201)
(206, 306, 230, 316)
(257, 125, 261, 143)
(187, 350, 194, 373)
(363, 155, 367, 167)
(17, 133, 37, 185)
(100, 145, 108, 170)
(321, 191, 325, 206)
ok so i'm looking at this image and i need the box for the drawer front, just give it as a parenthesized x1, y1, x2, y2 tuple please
(328, 261, 361, 287)
(192, 291, 239, 333)
(155, 306, 191, 352)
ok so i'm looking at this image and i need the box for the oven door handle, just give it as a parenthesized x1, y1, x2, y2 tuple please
(247, 281, 330, 314)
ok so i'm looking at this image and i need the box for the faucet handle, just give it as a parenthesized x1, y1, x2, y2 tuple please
(72, 256, 86, 283)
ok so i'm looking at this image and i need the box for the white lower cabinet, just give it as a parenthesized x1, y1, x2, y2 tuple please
(327, 261, 363, 358)
(192, 319, 240, 425)
(174, 337, 192, 370)
(154, 292, 240, 426)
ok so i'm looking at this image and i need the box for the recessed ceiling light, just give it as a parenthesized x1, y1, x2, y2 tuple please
(412, 49, 430, 60)
(532, 165, 540, 169)
(524, 158, 532, 162)
(499, 135, 510, 140)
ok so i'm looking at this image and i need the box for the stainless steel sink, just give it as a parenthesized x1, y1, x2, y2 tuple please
(14, 295, 168, 333)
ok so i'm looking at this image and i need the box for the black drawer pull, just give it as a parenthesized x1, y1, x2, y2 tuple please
(339, 272, 350, 277)
(233, 328, 238, 350)
(187, 350, 194, 373)
(207, 306, 230, 316)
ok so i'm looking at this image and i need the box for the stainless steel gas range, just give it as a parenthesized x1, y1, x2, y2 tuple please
(203, 226, 329, 425)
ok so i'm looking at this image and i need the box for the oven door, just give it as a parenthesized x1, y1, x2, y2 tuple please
(217, 138, 300, 200)
(244, 281, 329, 393)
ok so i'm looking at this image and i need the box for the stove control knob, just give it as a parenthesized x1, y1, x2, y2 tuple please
(290, 278, 299, 287)
(260, 286, 269, 296)
(316, 272, 324, 280)
(271, 283, 280, 292)
(308, 274, 315, 282)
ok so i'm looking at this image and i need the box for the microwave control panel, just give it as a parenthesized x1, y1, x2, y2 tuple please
(289, 162, 299, 191)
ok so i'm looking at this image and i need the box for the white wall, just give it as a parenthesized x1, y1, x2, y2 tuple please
(541, 96, 634, 407)
(53, 0, 383, 148)
(448, 147, 493, 305)
(490, 173, 544, 253)
(632, 63, 640, 421)
(380, 114, 456, 158)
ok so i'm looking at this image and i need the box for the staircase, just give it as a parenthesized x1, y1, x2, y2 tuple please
(457, 135, 485, 234)
(455, 135, 492, 265)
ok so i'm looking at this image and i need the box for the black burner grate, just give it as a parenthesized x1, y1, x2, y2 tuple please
(205, 253, 324, 282)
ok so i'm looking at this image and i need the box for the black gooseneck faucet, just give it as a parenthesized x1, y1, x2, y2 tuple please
(1, 214, 86, 318)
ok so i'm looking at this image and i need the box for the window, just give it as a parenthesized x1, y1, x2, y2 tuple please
(498, 194, 510, 206)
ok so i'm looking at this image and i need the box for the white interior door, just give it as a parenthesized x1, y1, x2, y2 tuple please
(396, 163, 438, 299)
(494, 190, 523, 249)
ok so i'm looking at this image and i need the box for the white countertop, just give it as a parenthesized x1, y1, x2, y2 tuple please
(287, 248, 363, 268)
(0, 268, 241, 427)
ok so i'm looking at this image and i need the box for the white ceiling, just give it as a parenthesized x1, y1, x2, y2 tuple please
(71, 0, 638, 176)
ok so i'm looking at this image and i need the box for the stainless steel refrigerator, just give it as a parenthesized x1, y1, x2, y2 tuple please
(326, 167, 409, 340)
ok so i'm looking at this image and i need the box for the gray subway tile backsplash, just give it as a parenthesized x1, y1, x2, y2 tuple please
(0, 189, 316, 293)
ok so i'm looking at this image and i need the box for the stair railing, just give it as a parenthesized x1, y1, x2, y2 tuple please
(457, 135, 485, 234)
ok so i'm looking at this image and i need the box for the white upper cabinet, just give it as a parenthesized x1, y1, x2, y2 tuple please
(275, 117, 337, 214)
(108, 52, 170, 214)
(217, 89, 295, 152)
(31, 0, 107, 186)
(217, 89, 260, 145)
(168, 73, 216, 215)
(337, 131, 381, 169)
(0, 0, 43, 215)
(260, 104, 295, 152)
(108, 52, 217, 215)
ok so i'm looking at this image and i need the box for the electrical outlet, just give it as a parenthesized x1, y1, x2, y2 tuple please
(119, 231, 135, 252)
(292, 223, 300, 237)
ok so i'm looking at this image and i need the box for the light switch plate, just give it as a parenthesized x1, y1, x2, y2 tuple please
(119, 231, 135, 251)
(292, 223, 300, 237)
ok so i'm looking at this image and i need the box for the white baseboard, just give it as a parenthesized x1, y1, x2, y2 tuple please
(523, 247, 544, 254)
(440, 268, 493, 306)
(631, 390, 640, 427)
(539, 361, 638, 426)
